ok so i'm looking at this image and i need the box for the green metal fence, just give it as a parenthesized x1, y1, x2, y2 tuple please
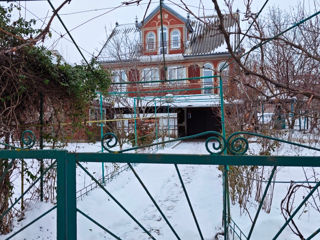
(0, 130, 320, 239)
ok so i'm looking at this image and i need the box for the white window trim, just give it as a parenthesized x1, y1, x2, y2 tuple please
(167, 65, 186, 84)
(158, 26, 168, 54)
(146, 31, 156, 51)
(112, 70, 127, 93)
(171, 29, 181, 49)
(202, 63, 214, 94)
(89, 107, 106, 126)
(218, 61, 229, 76)
(142, 68, 160, 87)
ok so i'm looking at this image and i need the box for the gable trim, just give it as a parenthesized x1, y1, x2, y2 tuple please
(142, 3, 187, 26)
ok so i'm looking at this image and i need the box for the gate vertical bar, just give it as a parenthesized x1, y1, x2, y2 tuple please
(57, 152, 76, 240)
(167, 104, 170, 137)
(99, 92, 105, 184)
(219, 75, 229, 240)
(39, 93, 44, 201)
(261, 102, 264, 126)
(247, 166, 277, 239)
(155, 100, 158, 150)
(134, 97, 138, 146)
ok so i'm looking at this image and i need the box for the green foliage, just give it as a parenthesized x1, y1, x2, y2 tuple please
(0, 5, 111, 232)
(21, 45, 111, 108)
(0, 4, 39, 48)
(0, 3, 111, 138)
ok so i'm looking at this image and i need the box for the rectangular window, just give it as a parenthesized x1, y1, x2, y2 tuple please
(168, 66, 186, 84)
(203, 78, 213, 94)
(112, 70, 127, 93)
(171, 30, 181, 49)
(159, 27, 168, 54)
(89, 107, 106, 126)
(142, 68, 159, 86)
(172, 37, 180, 48)
(146, 32, 155, 51)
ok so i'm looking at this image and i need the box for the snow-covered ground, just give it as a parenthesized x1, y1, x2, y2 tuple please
(1, 132, 320, 240)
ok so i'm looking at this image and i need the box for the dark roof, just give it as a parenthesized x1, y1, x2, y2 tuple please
(142, 3, 187, 26)
(185, 13, 239, 56)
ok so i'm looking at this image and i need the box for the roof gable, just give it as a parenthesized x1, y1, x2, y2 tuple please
(142, 3, 187, 27)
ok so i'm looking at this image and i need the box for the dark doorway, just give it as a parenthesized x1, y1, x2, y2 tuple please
(185, 107, 221, 138)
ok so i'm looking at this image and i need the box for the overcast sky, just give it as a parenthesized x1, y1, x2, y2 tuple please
(1, 0, 311, 64)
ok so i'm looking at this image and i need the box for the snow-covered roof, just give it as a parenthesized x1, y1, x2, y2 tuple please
(112, 94, 223, 109)
(96, 7, 239, 63)
(184, 14, 239, 56)
(97, 23, 141, 62)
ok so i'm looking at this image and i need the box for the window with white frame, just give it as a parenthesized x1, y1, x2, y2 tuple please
(203, 63, 214, 94)
(112, 70, 127, 92)
(89, 107, 106, 126)
(146, 32, 155, 51)
(168, 66, 186, 84)
(142, 68, 159, 86)
(171, 29, 181, 49)
(158, 26, 168, 54)
(218, 61, 229, 77)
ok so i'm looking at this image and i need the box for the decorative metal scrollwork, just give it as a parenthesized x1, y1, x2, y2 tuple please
(226, 134, 249, 155)
(205, 133, 227, 155)
(21, 130, 36, 149)
(101, 132, 119, 153)
(0, 130, 36, 150)
(101, 131, 228, 155)
(100, 130, 320, 156)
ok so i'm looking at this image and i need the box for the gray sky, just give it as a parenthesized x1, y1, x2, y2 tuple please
(1, 0, 309, 64)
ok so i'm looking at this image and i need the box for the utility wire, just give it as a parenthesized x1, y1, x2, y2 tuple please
(44, 2, 124, 60)
(37, 1, 159, 19)
(20, 5, 94, 56)
(67, 4, 123, 35)
(47, 0, 90, 66)
(220, 0, 270, 71)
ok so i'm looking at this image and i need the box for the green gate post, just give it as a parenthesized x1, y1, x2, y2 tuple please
(154, 100, 158, 150)
(167, 104, 170, 138)
(99, 92, 105, 184)
(134, 97, 138, 147)
(57, 153, 76, 240)
(219, 75, 229, 240)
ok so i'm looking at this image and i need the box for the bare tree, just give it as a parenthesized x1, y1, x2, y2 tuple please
(209, 1, 320, 131)
(99, 25, 177, 147)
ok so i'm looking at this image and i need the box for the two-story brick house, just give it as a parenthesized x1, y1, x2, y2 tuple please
(97, 2, 239, 138)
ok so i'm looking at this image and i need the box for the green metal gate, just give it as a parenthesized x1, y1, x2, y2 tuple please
(1, 130, 320, 239)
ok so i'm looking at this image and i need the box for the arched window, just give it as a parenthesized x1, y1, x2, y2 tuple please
(203, 63, 214, 94)
(146, 32, 155, 51)
(171, 29, 181, 49)
(218, 61, 229, 77)
(158, 26, 168, 54)
(218, 61, 230, 94)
